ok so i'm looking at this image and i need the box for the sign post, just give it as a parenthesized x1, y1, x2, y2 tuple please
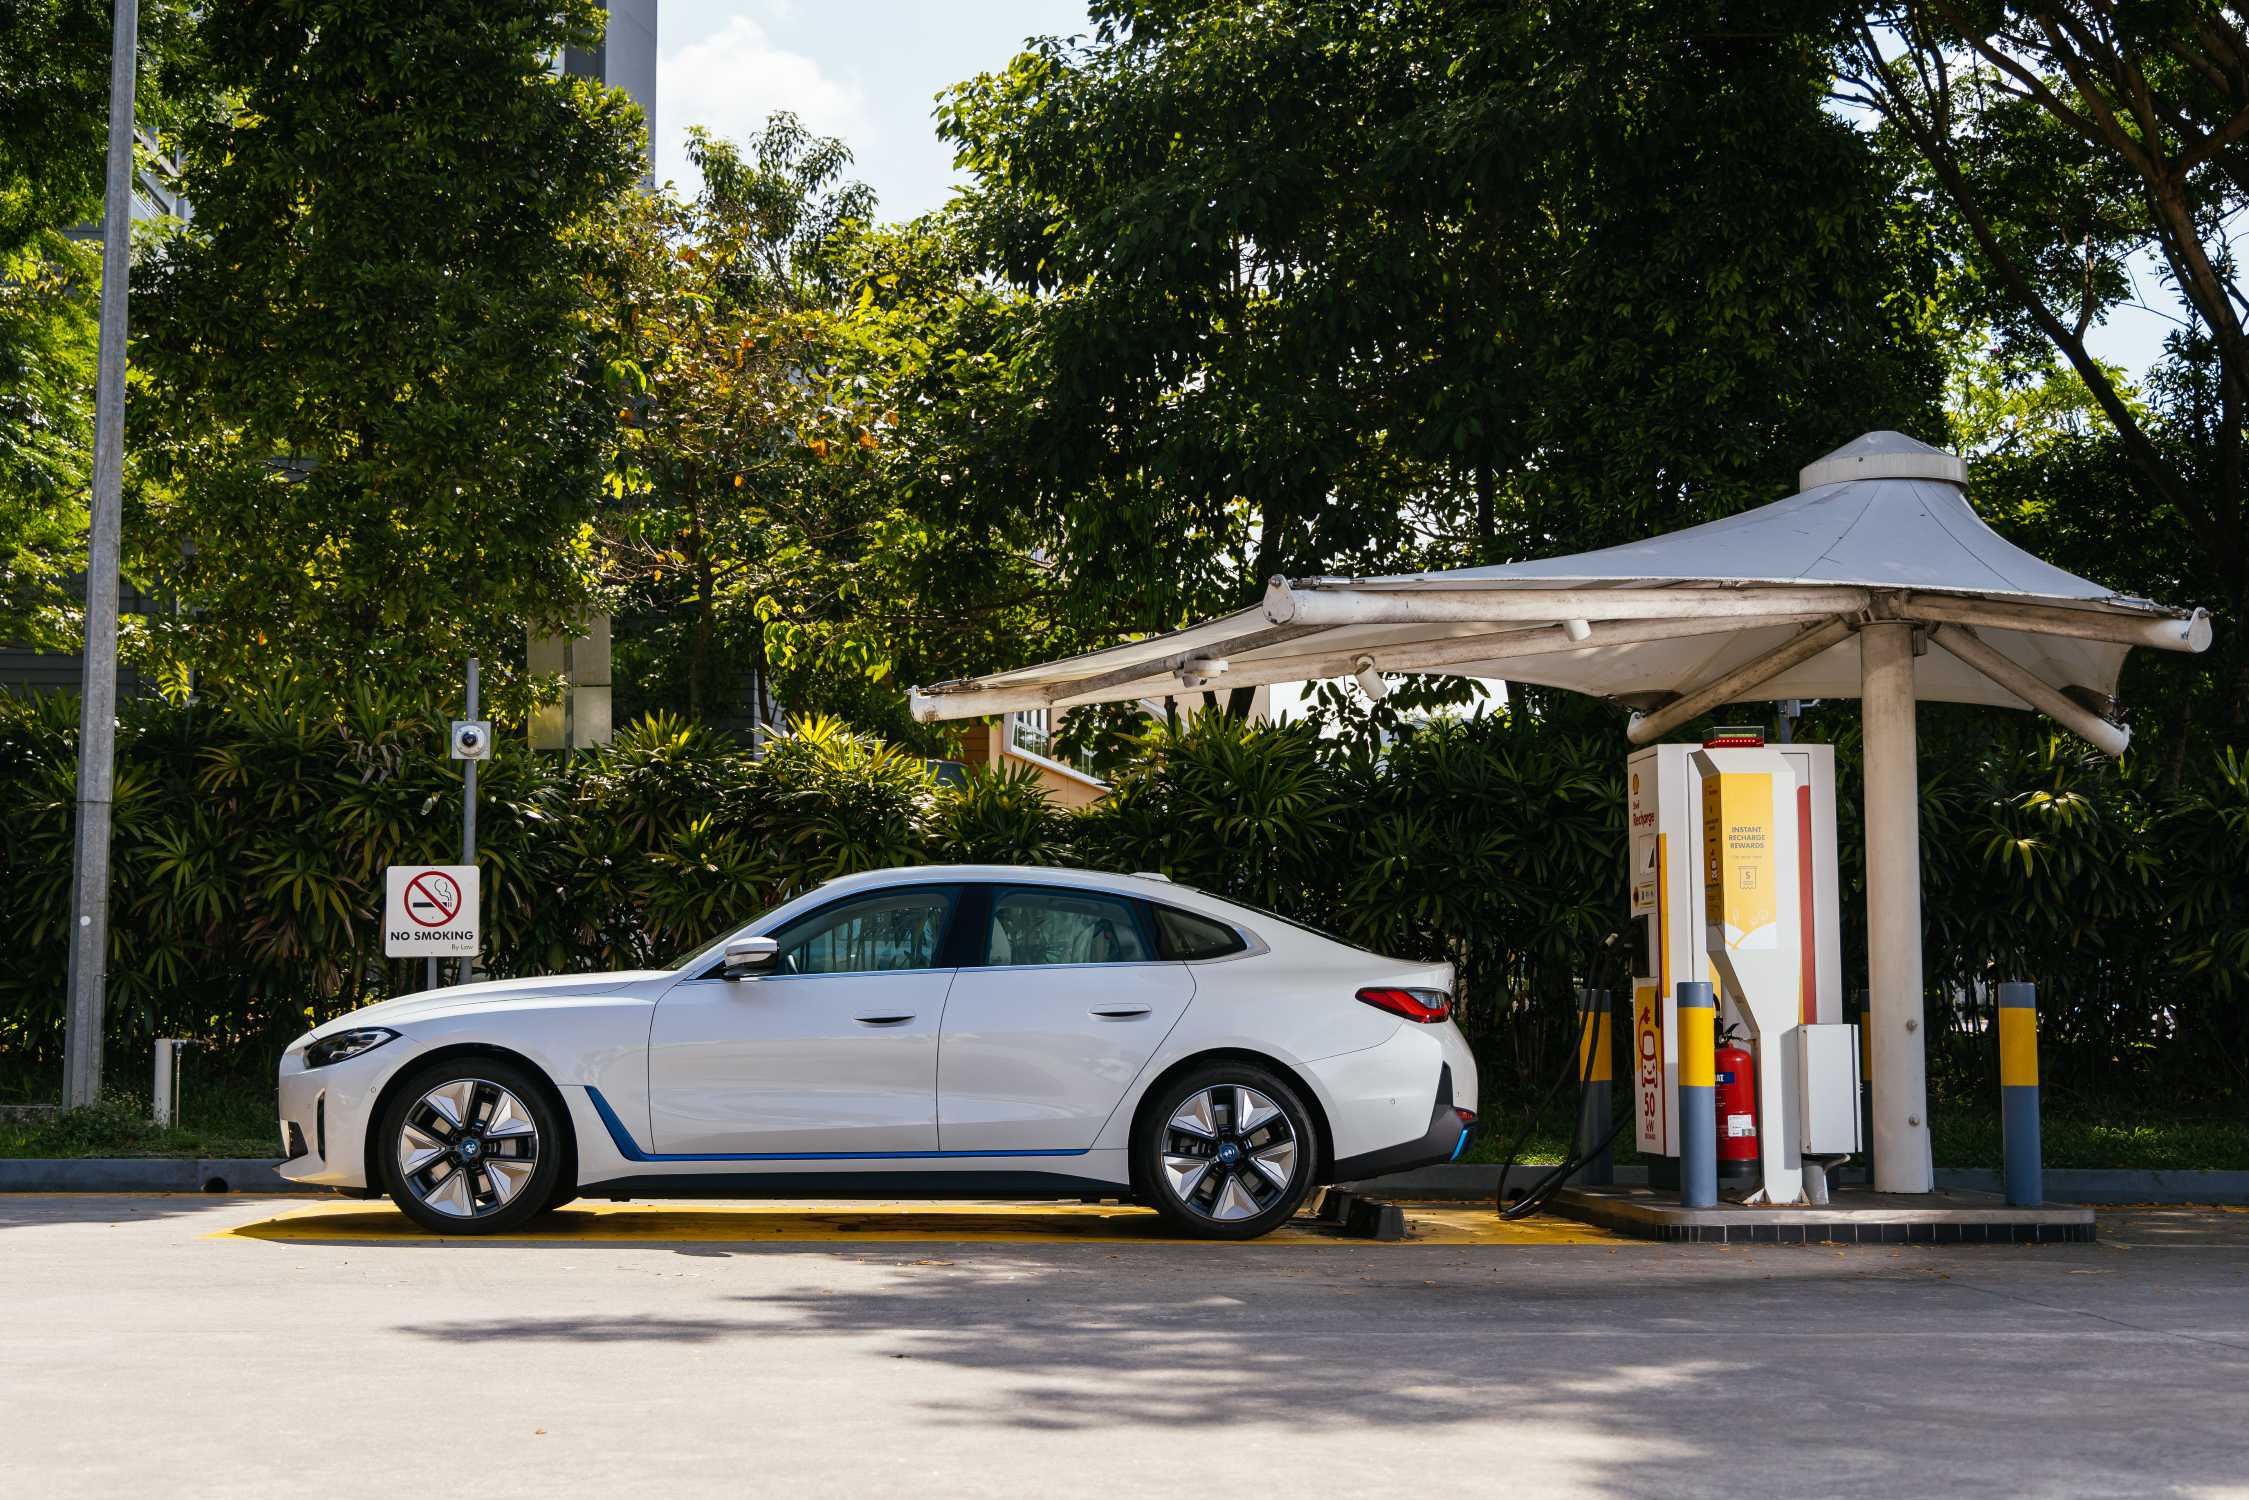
(385, 865, 481, 964)
(447, 657, 491, 986)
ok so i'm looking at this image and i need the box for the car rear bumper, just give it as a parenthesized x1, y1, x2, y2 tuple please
(1327, 1063, 1471, 1181)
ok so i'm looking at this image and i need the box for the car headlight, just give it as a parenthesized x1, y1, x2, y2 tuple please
(304, 1027, 399, 1069)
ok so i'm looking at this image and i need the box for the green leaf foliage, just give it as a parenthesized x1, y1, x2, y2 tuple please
(937, 0, 1944, 653)
(4, 694, 2243, 1115)
(129, 0, 647, 700)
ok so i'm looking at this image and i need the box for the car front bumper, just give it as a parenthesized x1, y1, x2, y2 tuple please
(274, 1038, 413, 1193)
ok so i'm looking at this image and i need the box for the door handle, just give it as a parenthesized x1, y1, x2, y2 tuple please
(853, 1014, 915, 1026)
(1091, 1005, 1153, 1020)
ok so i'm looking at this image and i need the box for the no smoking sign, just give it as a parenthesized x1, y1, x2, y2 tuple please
(384, 864, 481, 957)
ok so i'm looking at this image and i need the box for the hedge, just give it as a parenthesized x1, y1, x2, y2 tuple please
(2, 686, 2244, 1114)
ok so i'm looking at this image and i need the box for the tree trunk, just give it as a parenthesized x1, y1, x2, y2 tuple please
(688, 510, 711, 721)
(1226, 483, 1296, 720)
(1474, 463, 1495, 558)
(2222, 366, 2247, 728)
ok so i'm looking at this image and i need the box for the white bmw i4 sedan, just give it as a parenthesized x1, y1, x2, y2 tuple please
(278, 865, 1479, 1239)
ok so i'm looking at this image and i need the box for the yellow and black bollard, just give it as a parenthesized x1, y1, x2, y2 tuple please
(1571, 988, 1615, 1185)
(1999, 982, 2042, 1206)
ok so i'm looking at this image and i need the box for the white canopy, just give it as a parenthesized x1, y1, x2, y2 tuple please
(913, 432, 2209, 754)
(912, 430, 2214, 1198)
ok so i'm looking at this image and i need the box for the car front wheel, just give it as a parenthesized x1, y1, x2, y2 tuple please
(376, 1058, 563, 1235)
(1134, 1063, 1317, 1240)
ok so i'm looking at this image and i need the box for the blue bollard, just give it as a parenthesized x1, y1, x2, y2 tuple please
(1999, 982, 2042, 1207)
(1677, 981, 1717, 1208)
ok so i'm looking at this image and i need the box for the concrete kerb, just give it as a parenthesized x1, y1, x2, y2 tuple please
(1346, 1162, 2249, 1206)
(0, 1158, 319, 1194)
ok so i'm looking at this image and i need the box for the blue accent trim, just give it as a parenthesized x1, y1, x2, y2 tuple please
(1449, 1128, 1470, 1163)
(581, 1086, 1089, 1163)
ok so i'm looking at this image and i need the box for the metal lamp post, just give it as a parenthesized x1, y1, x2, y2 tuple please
(62, 0, 140, 1108)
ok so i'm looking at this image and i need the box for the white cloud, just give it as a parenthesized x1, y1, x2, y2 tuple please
(655, 16, 871, 197)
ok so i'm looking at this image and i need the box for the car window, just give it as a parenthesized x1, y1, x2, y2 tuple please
(987, 888, 1152, 966)
(1153, 905, 1248, 960)
(769, 887, 958, 976)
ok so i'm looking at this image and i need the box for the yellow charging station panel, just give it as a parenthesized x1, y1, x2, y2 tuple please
(1701, 770, 1778, 955)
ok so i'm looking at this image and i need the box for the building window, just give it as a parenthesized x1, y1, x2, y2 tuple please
(1007, 709, 1052, 758)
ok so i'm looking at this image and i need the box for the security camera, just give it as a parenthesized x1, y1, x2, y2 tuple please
(449, 719, 493, 760)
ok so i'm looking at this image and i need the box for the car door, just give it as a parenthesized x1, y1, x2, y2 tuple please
(936, 884, 1195, 1153)
(646, 883, 962, 1156)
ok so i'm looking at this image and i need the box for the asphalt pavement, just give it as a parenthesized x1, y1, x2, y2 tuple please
(2, 1194, 2244, 1498)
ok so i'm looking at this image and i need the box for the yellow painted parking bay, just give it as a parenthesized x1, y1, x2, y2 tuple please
(216, 1199, 1619, 1246)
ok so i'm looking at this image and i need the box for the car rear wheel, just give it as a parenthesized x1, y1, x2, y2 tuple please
(1134, 1063, 1317, 1240)
(376, 1058, 563, 1235)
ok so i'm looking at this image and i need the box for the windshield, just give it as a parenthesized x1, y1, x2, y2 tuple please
(657, 929, 733, 973)
(655, 882, 833, 971)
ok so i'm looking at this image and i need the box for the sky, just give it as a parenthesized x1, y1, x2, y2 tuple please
(654, 0, 1092, 221)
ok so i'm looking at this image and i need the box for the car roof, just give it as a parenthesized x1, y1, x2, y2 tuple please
(735, 864, 1355, 962)
(817, 864, 1203, 903)
(811, 866, 1300, 934)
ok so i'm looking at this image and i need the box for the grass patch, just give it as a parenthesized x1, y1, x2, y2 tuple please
(1930, 1110, 2249, 1171)
(0, 1074, 278, 1159)
(1463, 1104, 2249, 1172)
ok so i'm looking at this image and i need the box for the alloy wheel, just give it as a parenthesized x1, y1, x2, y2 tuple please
(395, 1078, 541, 1219)
(1159, 1084, 1300, 1222)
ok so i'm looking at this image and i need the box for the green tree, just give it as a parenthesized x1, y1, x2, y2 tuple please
(603, 119, 1066, 742)
(0, 0, 201, 652)
(602, 120, 892, 726)
(129, 0, 645, 705)
(0, 239, 96, 654)
(1839, 4, 2249, 722)
(940, 0, 1944, 714)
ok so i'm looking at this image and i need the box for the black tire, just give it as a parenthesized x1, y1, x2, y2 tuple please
(1133, 1061, 1318, 1240)
(376, 1057, 565, 1235)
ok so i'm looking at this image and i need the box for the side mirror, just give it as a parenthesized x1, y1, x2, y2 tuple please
(722, 937, 780, 980)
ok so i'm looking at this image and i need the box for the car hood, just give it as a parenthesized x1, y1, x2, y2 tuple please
(307, 970, 670, 1037)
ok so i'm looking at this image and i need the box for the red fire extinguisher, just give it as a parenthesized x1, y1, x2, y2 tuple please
(1715, 1025, 1759, 1168)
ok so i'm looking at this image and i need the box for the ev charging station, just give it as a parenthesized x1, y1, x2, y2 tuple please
(914, 431, 2215, 1204)
(1628, 734, 1861, 1204)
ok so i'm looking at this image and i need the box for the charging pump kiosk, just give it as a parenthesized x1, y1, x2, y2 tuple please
(1627, 738, 1859, 1204)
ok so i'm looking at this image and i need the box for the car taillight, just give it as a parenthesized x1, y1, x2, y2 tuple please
(1356, 986, 1452, 1023)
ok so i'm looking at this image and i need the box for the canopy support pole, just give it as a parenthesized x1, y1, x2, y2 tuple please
(1861, 621, 1934, 1193)
(1624, 617, 1855, 745)
(1927, 624, 2131, 756)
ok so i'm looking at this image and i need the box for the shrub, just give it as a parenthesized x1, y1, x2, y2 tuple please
(3, 688, 2244, 1115)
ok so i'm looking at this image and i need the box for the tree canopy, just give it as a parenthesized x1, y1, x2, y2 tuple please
(939, 0, 1946, 701)
(129, 0, 646, 704)
(0, 0, 2239, 759)
(1840, 2, 2249, 727)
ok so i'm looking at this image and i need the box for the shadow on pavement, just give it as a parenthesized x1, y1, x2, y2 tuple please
(386, 1240, 2249, 1493)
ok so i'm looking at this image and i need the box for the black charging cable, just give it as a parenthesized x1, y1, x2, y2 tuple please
(1494, 937, 1631, 1222)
